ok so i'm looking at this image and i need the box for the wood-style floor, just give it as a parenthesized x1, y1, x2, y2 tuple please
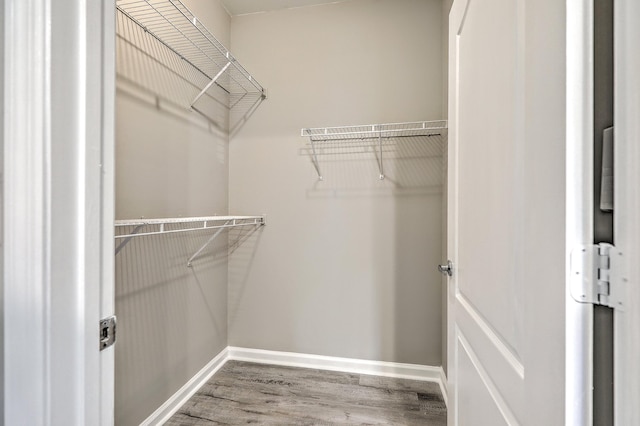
(166, 360, 447, 425)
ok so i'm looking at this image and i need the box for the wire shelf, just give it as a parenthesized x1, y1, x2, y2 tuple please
(114, 215, 266, 266)
(114, 215, 265, 238)
(116, 0, 265, 128)
(301, 121, 447, 181)
(301, 121, 447, 142)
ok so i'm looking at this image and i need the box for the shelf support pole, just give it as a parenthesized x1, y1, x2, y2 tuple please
(309, 138, 323, 181)
(115, 224, 146, 255)
(191, 61, 232, 107)
(187, 220, 231, 267)
(377, 131, 385, 180)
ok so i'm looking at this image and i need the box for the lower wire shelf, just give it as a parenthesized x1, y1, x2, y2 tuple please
(114, 215, 266, 266)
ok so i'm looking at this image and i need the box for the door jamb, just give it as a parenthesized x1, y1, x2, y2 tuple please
(2, 0, 115, 424)
(566, 0, 595, 424)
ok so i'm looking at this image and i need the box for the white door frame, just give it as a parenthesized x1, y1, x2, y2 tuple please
(566, 0, 640, 423)
(565, 0, 595, 424)
(613, 0, 640, 423)
(2, 0, 115, 424)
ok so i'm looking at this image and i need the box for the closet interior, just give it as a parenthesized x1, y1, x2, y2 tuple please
(114, 0, 449, 424)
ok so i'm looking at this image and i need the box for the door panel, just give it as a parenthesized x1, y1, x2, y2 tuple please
(457, 333, 514, 426)
(448, 0, 526, 423)
(456, 0, 523, 358)
(456, 296, 524, 415)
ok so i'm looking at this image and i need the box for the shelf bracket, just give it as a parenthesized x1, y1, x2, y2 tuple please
(377, 128, 384, 180)
(187, 220, 231, 267)
(309, 136, 323, 181)
(115, 224, 145, 255)
(191, 60, 233, 107)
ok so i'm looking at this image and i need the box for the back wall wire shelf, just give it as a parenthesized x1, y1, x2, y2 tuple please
(301, 120, 448, 181)
(115, 215, 266, 266)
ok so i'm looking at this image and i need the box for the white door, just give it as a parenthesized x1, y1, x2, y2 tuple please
(613, 0, 640, 423)
(446, 0, 571, 424)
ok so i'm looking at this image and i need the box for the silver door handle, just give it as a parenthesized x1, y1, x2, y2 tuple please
(438, 260, 453, 277)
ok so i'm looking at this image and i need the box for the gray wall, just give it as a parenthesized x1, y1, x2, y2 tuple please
(228, 0, 445, 366)
(114, 1, 231, 425)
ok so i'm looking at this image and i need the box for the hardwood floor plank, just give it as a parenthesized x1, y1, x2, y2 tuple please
(222, 362, 361, 386)
(166, 361, 447, 425)
(358, 375, 442, 396)
(206, 376, 421, 409)
(177, 393, 429, 426)
(195, 384, 420, 415)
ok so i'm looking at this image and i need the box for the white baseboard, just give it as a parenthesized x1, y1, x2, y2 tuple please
(140, 347, 228, 426)
(228, 346, 445, 391)
(439, 366, 448, 406)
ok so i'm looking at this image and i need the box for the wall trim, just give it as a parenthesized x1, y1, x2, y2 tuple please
(140, 347, 229, 426)
(439, 366, 448, 406)
(228, 346, 445, 395)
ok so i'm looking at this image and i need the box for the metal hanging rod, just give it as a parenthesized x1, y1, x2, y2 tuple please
(301, 120, 447, 181)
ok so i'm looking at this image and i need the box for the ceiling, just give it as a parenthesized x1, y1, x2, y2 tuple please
(220, 0, 350, 16)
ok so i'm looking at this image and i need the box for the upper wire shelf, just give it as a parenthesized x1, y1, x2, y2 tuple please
(301, 121, 447, 180)
(115, 215, 265, 266)
(301, 121, 447, 141)
(116, 0, 266, 128)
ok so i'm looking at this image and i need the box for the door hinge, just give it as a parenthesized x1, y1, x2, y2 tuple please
(570, 244, 626, 311)
(100, 315, 117, 351)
